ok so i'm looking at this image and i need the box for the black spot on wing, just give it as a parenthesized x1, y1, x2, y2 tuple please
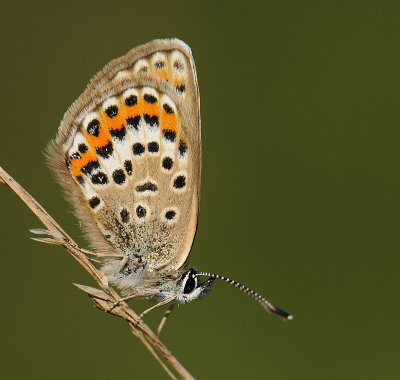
(136, 205, 146, 218)
(163, 104, 174, 114)
(144, 94, 157, 104)
(173, 175, 186, 189)
(133, 143, 145, 156)
(179, 140, 188, 156)
(89, 196, 100, 209)
(173, 61, 184, 70)
(126, 115, 141, 130)
(165, 210, 176, 220)
(82, 160, 100, 175)
(110, 126, 126, 141)
(144, 114, 159, 127)
(87, 119, 100, 136)
(162, 157, 173, 170)
(96, 141, 114, 159)
(105, 105, 118, 118)
(163, 130, 176, 142)
(120, 208, 130, 223)
(124, 160, 132, 176)
(148, 141, 159, 153)
(91, 172, 108, 185)
(70, 152, 81, 160)
(125, 95, 137, 106)
(176, 84, 185, 93)
(77, 175, 84, 185)
(135, 182, 158, 193)
(78, 144, 88, 153)
(112, 169, 126, 185)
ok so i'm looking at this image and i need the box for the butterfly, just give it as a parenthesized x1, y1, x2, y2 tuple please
(47, 38, 292, 330)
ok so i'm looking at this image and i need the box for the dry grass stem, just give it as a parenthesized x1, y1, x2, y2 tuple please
(0, 165, 194, 380)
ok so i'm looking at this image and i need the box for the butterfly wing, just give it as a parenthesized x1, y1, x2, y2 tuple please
(48, 39, 200, 271)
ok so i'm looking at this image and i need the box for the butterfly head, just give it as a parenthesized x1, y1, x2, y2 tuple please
(175, 268, 215, 303)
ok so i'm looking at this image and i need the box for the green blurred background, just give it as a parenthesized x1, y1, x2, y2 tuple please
(1, 1, 399, 379)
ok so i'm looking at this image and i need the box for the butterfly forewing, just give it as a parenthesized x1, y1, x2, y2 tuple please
(48, 39, 200, 271)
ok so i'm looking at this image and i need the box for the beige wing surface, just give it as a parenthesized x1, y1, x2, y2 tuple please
(48, 39, 201, 270)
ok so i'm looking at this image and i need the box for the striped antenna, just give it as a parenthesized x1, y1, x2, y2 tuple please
(196, 272, 293, 321)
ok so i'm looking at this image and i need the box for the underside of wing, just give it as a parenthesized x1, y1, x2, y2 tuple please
(48, 39, 201, 270)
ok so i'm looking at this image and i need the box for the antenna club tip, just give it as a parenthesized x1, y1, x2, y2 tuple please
(287, 315, 294, 321)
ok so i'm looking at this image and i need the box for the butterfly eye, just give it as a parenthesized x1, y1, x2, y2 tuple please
(183, 276, 197, 294)
(182, 269, 198, 294)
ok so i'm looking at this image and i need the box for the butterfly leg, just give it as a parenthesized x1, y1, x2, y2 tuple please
(74, 247, 126, 265)
(30, 228, 125, 260)
(106, 293, 140, 313)
(115, 255, 130, 273)
(157, 300, 176, 337)
(135, 297, 176, 326)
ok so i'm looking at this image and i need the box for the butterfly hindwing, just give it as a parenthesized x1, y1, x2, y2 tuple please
(48, 39, 200, 271)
